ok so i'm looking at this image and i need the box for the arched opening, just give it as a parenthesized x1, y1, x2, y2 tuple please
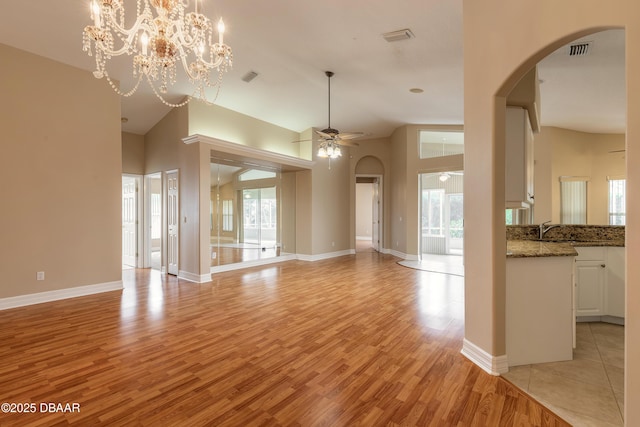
(355, 156, 384, 253)
(498, 28, 626, 424)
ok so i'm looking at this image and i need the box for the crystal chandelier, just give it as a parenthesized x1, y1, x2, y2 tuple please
(317, 140, 342, 159)
(82, 0, 233, 107)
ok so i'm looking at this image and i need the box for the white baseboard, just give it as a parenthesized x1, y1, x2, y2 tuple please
(211, 254, 297, 274)
(461, 338, 509, 375)
(296, 249, 354, 262)
(388, 249, 419, 261)
(178, 271, 212, 284)
(356, 235, 372, 241)
(0, 280, 123, 311)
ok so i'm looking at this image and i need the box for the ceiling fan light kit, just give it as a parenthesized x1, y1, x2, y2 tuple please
(82, 0, 233, 107)
(316, 71, 364, 160)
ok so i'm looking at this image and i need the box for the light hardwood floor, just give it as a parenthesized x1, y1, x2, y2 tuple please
(0, 252, 569, 426)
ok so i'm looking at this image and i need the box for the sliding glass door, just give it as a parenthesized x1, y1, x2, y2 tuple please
(242, 187, 277, 247)
(419, 171, 464, 258)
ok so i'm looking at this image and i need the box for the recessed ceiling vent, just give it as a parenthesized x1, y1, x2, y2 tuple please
(241, 71, 259, 83)
(382, 28, 415, 42)
(568, 42, 592, 56)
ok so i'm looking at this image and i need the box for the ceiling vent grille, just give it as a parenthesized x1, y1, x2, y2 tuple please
(568, 42, 591, 56)
(241, 71, 259, 83)
(382, 29, 415, 42)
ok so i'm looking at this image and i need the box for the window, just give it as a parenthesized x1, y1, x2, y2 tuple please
(505, 209, 514, 225)
(608, 178, 626, 225)
(421, 189, 444, 236)
(238, 169, 276, 181)
(419, 130, 464, 159)
(222, 199, 233, 231)
(560, 177, 588, 224)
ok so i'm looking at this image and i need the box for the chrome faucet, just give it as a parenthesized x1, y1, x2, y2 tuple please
(539, 221, 560, 240)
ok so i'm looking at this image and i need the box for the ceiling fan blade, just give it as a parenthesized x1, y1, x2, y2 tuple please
(291, 138, 312, 143)
(338, 140, 360, 147)
(337, 132, 364, 140)
(315, 129, 334, 139)
(609, 149, 626, 153)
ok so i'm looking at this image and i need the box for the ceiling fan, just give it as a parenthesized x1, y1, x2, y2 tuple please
(438, 171, 464, 182)
(315, 71, 364, 149)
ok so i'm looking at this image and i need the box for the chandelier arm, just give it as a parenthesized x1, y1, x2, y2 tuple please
(172, 20, 205, 50)
(104, 6, 152, 42)
(196, 48, 226, 69)
(97, 13, 154, 57)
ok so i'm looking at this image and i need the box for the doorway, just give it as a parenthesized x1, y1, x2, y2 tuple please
(122, 175, 142, 269)
(356, 176, 382, 253)
(418, 171, 464, 273)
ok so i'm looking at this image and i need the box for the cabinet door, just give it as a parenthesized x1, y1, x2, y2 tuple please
(606, 247, 625, 318)
(505, 106, 533, 208)
(575, 260, 605, 316)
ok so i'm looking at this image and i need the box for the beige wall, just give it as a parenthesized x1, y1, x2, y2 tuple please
(280, 172, 297, 254)
(0, 44, 121, 298)
(188, 102, 302, 158)
(122, 132, 145, 175)
(309, 138, 351, 255)
(145, 108, 187, 174)
(295, 170, 313, 255)
(534, 127, 625, 224)
(463, 1, 639, 422)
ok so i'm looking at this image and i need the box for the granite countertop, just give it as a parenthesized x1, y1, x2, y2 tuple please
(507, 240, 578, 258)
(570, 240, 625, 247)
(507, 239, 624, 258)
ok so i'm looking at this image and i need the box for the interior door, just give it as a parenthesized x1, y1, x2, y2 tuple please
(372, 178, 380, 252)
(122, 177, 137, 267)
(167, 171, 179, 275)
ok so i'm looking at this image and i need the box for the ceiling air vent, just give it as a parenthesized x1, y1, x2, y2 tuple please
(241, 71, 259, 83)
(382, 29, 415, 42)
(568, 42, 591, 56)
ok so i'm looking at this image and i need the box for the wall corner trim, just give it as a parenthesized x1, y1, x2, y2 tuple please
(461, 338, 509, 376)
(0, 280, 123, 311)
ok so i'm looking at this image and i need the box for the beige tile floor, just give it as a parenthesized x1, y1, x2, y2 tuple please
(503, 322, 624, 426)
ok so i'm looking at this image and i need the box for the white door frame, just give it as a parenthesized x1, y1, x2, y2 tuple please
(122, 174, 143, 268)
(355, 174, 383, 252)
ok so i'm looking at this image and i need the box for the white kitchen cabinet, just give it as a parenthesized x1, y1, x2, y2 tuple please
(606, 247, 625, 318)
(574, 246, 625, 320)
(575, 260, 606, 316)
(505, 106, 534, 208)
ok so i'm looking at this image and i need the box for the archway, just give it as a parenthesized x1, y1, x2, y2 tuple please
(462, 2, 638, 423)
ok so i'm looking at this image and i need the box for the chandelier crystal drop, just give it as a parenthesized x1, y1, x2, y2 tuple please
(82, 0, 233, 107)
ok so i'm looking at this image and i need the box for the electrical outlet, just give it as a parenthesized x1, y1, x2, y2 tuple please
(36, 271, 45, 280)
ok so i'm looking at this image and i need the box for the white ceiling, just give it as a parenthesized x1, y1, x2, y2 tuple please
(0, 1, 626, 137)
